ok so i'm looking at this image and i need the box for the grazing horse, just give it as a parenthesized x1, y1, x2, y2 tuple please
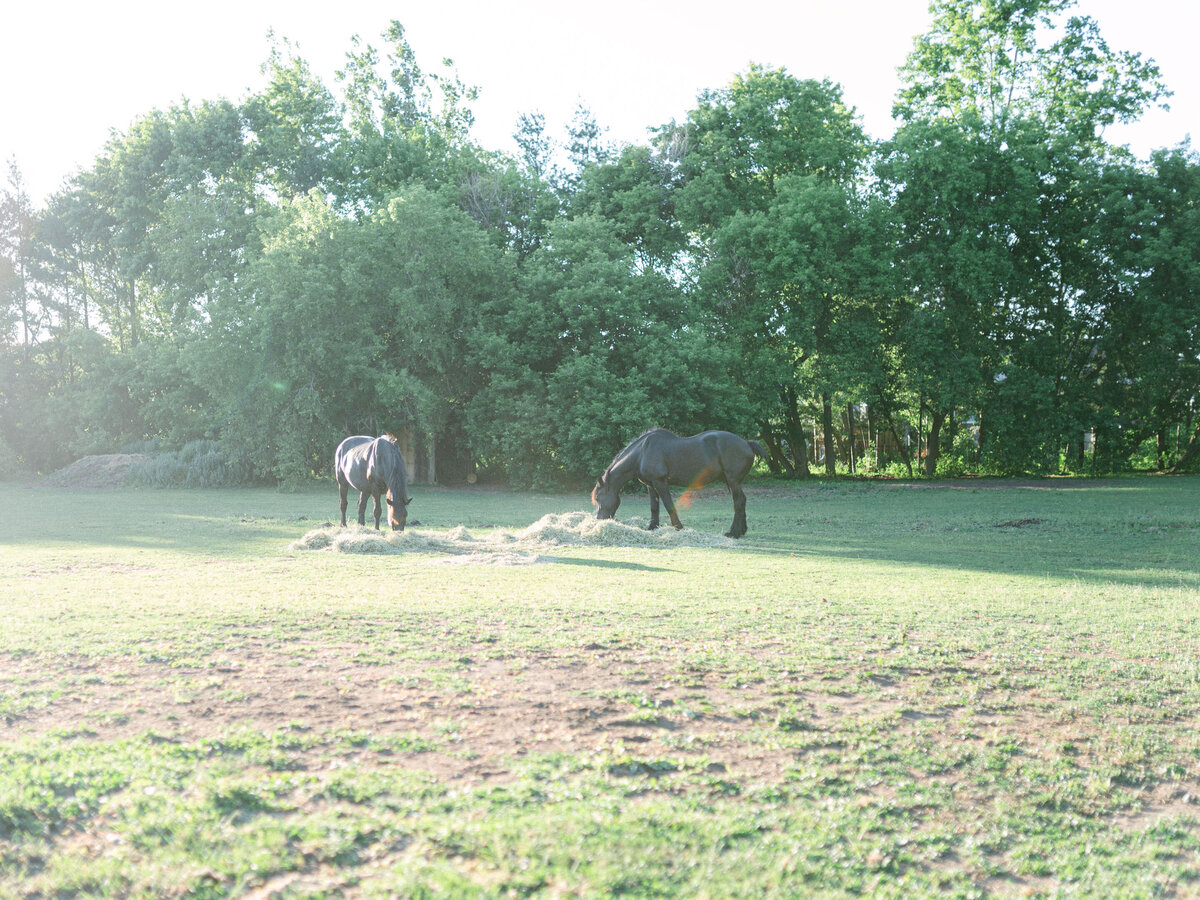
(334, 434, 412, 531)
(591, 428, 765, 538)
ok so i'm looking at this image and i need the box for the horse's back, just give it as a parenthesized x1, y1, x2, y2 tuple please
(652, 430, 756, 484)
(335, 435, 375, 487)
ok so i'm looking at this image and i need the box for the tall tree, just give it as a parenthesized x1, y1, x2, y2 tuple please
(0, 160, 39, 351)
(668, 65, 871, 474)
(885, 0, 1167, 474)
(1100, 148, 1200, 471)
(469, 213, 744, 488)
(332, 20, 481, 208)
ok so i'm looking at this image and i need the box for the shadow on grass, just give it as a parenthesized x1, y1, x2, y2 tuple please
(545, 556, 671, 572)
(738, 531, 1200, 591)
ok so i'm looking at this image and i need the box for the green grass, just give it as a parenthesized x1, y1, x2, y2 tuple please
(2, 476, 1199, 898)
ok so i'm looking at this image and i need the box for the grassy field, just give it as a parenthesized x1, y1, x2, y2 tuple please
(1, 476, 1199, 898)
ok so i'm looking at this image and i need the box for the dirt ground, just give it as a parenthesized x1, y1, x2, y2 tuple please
(3, 644, 797, 783)
(4, 642, 1198, 823)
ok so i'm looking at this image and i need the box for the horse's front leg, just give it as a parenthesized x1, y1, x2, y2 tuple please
(650, 479, 684, 530)
(372, 492, 383, 530)
(646, 482, 661, 530)
(357, 491, 369, 527)
(339, 481, 350, 527)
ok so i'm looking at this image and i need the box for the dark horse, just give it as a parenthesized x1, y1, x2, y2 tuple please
(335, 434, 412, 531)
(591, 428, 765, 538)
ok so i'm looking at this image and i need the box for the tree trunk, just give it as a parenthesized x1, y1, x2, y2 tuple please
(1170, 422, 1200, 473)
(975, 410, 985, 469)
(845, 403, 856, 474)
(889, 421, 914, 478)
(924, 409, 946, 477)
(783, 400, 810, 478)
(128, 281, 139, 348)
(758, 428, 789, 476)
(822, 395, 836, 477)
(867, 405, 877, 470)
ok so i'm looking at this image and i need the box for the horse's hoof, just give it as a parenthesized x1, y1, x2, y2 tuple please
(647, 523, 659, 531)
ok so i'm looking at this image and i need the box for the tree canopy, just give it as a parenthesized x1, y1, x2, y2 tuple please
(2, 3, 1197, 487)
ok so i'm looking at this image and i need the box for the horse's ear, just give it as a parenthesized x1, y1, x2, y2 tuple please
(405, 497, 413, 506)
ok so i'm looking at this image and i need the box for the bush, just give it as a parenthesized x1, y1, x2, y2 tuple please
(126, 440, 257, 488)
(0, 435, 29, 482)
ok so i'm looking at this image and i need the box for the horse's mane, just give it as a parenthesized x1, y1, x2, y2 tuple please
(375, 433, 409, 498)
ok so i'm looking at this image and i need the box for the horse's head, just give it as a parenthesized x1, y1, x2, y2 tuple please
(592, 475, 620, 520)
(387, 491, 412, 531)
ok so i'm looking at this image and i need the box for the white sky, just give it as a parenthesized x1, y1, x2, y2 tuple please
(3, 0, 1195, 204)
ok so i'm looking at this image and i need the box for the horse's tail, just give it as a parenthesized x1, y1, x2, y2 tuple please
(748, 440, 768, 459)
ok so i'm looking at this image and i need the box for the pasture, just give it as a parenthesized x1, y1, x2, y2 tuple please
(1, 476, 1199, 898)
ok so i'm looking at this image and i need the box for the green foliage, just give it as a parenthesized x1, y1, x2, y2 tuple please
(895, 0, 1167, 143)
(469, 214, 747, 488)
(1, 9, 1196, 486)
(0, 433, 25, 481)
(126, 440, 257, 488)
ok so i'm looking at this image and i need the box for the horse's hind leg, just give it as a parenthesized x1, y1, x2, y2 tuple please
(727, 483, 748, 538)
(339, 481, 350, 527)
(357, 491, 370, 527)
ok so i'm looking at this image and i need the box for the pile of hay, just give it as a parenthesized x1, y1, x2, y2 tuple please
(510, 511, 736, 548)
(289, 524, 540, 565)
(41, 454, 149, 488)
(290, 510, 734, 561)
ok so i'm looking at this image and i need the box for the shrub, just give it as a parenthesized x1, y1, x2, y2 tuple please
(126, 440, 257, 488)
(0, 435, 29, 482)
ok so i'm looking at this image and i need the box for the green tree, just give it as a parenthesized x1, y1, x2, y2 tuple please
(0, 160, 40, 350)
(1098, 148, 1200, 471)
(470, 214, 744, 488)
(332, 21, 481, 208)
(668, 65, 872, 474)
(885, 0, 1167, 474)
(218, 185, 505, 485)
(571, 145, 683, 272)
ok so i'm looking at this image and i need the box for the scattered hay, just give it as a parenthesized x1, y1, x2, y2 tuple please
(290, 510, 735, 563)
(41, 454, 149, 489)
(513, 511, 736, 548)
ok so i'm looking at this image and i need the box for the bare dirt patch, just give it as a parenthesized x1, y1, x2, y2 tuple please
(5, 642, 1195, 832)
(1, 645, 795, 784)
(40, 454, 148, 489)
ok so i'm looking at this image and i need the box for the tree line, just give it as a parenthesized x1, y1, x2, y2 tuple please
(2, 1, 1198, 488)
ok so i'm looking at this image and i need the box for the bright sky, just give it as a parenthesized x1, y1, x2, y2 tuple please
(3, 1, 1195, 204)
